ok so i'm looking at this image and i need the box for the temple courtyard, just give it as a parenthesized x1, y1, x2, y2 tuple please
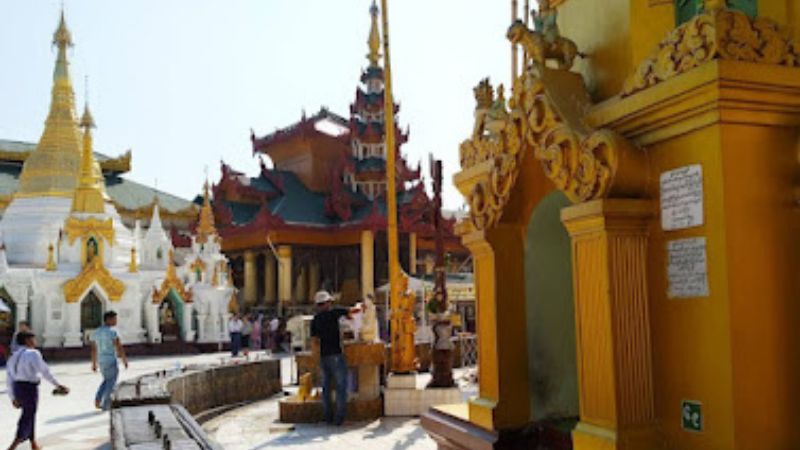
(0, 353, 476, 449)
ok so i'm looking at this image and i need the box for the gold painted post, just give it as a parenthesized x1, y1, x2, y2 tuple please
(561, 199, 659, 450)
(243, 250, 257, 306)
(381, 0, 415, 374)
(511, 0, 519, 81)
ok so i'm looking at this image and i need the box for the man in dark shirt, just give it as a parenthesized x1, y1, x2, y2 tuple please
(310, 290, 355, 426)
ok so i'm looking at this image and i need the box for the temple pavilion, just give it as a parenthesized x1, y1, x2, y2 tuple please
(213, 2, 468, 315)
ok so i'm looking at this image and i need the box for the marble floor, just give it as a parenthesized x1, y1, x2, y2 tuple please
(1, 352, 476, 449)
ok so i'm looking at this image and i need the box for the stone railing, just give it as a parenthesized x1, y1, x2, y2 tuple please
(110, 358, 281, 449)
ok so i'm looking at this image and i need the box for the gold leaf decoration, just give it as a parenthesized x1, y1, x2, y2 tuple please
(623, 8, 800, 96)
(63, 259, 125, 303)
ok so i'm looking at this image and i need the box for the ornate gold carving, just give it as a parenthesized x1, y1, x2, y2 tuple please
(64, 259, 125, 303)
(100, 150, 131, 174)
(459, 79, 524, 230)
(153, 250, 192, 303)
(459, 20, 647, 230)
(64, 217, 114, 246)
(623, 7, 800, 96)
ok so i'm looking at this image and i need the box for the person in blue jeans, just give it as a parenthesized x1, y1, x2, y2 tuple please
(91, 311, 128, 411)
(310, 291, 358, 426)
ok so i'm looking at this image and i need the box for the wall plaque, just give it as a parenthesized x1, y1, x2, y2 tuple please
(661, 164, 704, 231)
(668, 237, 709, 299)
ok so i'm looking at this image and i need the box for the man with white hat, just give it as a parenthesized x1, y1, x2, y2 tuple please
(310, 290, 359, 426)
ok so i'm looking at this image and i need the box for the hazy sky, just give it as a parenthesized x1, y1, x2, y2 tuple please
(0, 1, 510, 208)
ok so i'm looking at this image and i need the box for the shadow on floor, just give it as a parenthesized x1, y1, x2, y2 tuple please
(46, 410, 104, 424)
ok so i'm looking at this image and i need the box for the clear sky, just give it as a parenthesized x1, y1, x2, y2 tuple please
(0, 1, 510, 208)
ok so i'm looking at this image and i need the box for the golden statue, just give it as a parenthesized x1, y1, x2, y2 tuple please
(506, 0, 581, 71)
(296, 372, 315, 402)
(390, 275, 417, 373)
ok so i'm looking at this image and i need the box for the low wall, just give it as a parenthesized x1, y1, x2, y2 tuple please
(111, 358, 282, 449)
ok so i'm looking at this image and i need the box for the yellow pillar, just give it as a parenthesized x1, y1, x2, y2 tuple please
(409, 232, 417, 275)
(308, 260, 320, 302)
(463, 224, 530, 432)
(243, 250, 257, 306)
(264, 252, 276, 305)
(561, 199, 659, 450)
(277, 245, 293, 304)
(361, 230, 375, 297)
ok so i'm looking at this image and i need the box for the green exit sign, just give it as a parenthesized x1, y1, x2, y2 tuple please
(682, 400, 704, 432)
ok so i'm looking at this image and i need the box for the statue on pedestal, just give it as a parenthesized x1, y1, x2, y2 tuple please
(506, 0, 581, 71)
(360, 293, 379, 343)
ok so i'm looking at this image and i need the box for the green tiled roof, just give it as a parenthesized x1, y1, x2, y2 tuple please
(222, 168, 424, 228)
(104, 175, 195, 213)
(355, 157, 385, 172)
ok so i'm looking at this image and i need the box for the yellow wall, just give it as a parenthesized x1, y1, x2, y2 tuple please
(646, 125, 736, 449)
(557, 0, 632, 101)
(720, 124, 800, 449)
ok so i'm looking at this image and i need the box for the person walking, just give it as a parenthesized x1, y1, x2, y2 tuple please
(6, 331, 69, 450)
(229, 313, 243, 357)
(310, 291, 358, 426)
(242, 314, 252, 356)
(91, 311, 128, 411)
(9, 321, 30, 355)
(250, 313, 263, 351)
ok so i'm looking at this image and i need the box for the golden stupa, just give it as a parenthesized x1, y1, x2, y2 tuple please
(17, 11, 83, 198)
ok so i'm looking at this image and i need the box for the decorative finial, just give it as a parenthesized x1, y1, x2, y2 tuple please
(367, 0, 381, 68)
(53, 8, 73, 49)
(46, 243, 57, 271)
(129, 247, 139, 273)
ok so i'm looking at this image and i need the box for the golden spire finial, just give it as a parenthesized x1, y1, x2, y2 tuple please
(129, 247, 138, 273)
(53, 9, 73, 50)
(46, 243, 57, 271)
(71, 100, 106, 213)
(367, 0, 382, 68)
(195, 180, 217, 244)
(17, 11, 83, 198)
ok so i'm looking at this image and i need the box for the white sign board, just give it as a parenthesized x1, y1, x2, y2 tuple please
(667, 237, 710, 299)
(661, 165, 704, 231)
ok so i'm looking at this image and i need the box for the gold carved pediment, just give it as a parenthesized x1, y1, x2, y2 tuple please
(153, 250, 192, 303)
(459, 69, 647, 231)
(64, 259, 125, 303)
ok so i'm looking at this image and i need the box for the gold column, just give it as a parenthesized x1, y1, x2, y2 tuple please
(561, 199, 659, 450)
(308, 260, 320, 302)
(463, 224, 530, 432)
(511, 0, 519, 81)
(264, 252, 277, 304)
(277, 245, 293, 304)
(409, 232, 417, 275)
(361, 230, 375, 297)
(243, 250, 257, 306)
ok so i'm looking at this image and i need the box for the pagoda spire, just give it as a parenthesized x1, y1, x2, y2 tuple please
(367, 0, 382, 68)
(18, 10, 83, 198)
(71, 101, 106, 213)
(195, 181, 217, 245)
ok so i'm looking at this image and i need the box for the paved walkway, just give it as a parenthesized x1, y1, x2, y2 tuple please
(203, 396, 437, 450)
(0, 352, 292, 450)
(1, 353, 474, 449)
